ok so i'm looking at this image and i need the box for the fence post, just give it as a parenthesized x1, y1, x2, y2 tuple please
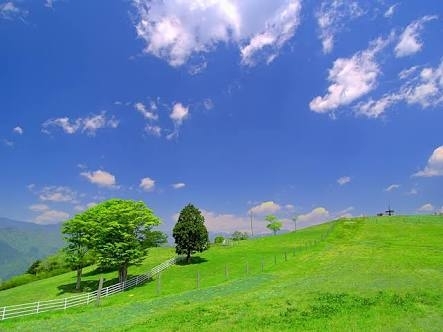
(285, 252, 287, 261)
(261, 259, 264, 272)
(2, 306, 6, 320)
(274, 255, 277, 265)
(136, 275, 139, 286)
(245, 262, 249, 275)
(36, 302, 40, 313)
(196, 271, 200, 289)
(96, 276, 104, 306)
(224, 264, 228, 279)
(64, 298, 68, 309)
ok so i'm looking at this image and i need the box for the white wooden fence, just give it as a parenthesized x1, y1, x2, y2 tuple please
(0, 256, 184, 321)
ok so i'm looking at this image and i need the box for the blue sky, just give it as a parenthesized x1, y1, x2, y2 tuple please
(1, 0, 442, 234)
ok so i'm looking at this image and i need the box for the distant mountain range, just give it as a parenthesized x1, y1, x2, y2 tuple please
(0, 218, 64, 281)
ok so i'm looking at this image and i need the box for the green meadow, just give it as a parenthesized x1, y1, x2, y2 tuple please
(1, 215, 442, 331)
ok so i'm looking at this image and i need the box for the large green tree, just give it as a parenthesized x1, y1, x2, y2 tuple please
(265, 215, 282, 235)
(173, 204, 209, 263)
(85, 199, 161, 282)
(62, 214, 95, 290)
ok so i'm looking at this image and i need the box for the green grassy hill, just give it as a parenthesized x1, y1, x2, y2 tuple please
(0, 218, 64, 281)
(1, 215, 442, 331)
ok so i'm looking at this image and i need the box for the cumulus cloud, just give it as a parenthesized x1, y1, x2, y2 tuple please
(13, 126, 23, 135)
(145, 125, 162, 137)
(2, 139, 13, 147)
(172, 182, 185, 189)
(384, 4, 398, 18)
(337, 176, 351, 185)
(133, 0, 302, 68)
(413, 146, 443, 177)
(0, 2, 27, 20)
(35, 209, 69, 224)
(297, 207, 330, 227)
(42, 111, 119, 136)
(81, 170, 117, 187)
(135, 102, 158, 120)
(170, 103, 189, 125)
(385, 184, 400, 192)
(310, 37, 389, 113)
(315, 1, 364, 54)
(395, 15, 437, 58)
(357, 59, 443, 117)
(248, 201, 281, 215)
(140, 177, 155, 191)
(29, 204, 50, 212)
(39, 186, 77, 202)
(418, 203, 434, 212)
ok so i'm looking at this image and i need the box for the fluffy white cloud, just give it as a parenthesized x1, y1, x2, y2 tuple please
(384, 4, 398, 18)
(394, 16, 437, 58)
(135, 102, 158, 120)
(310, 37, 389, 113)
(42, 111, 119, 136)
(418, 203, 434, 212)
(0, 2, 27, 20)
(140, 177, 155, 191)
(248, 201, 280, 215)
(29, 204, 50, 212)
(297, 207, 330, 227)
(35, 209, 69, 224)
(357, 59, 443, 117)
(2, 139, 13, 147)
(385, 184, 400, 192)
(170, 103, 189, 125)
(145, 125, 162, 137)
(337, 176, 351, 185)
(413, 146, 443, 177)
(81, 170, 117, 187)
(133, 0, 301, 67)
(39, 186, 77, 202)
(315, 1, 364, 54)
(13, 126, 23, 135)
(172, 182, 186, 189)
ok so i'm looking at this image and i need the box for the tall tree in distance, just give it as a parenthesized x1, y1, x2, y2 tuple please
(173, 204, 209, 263)
(265, 214, 282, 235)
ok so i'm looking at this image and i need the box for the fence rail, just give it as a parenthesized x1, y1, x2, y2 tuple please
(1, 256, 184, 321)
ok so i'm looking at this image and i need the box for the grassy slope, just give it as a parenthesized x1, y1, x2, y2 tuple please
(1, 215, 442, 331)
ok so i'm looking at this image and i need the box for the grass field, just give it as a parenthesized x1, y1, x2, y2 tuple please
(0, 215, 442, 331)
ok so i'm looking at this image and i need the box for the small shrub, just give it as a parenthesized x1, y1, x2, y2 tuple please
(214, 236, 225, 244)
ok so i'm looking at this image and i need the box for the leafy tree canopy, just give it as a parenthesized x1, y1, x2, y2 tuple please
(265, 214, 283, 235)
(172, 204, 209, 263)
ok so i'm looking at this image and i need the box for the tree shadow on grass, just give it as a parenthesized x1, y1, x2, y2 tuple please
(56, 275, 136, 295)
(176, 256, 208, 266)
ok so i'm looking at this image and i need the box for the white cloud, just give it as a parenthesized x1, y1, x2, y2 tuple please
(310, 37, 389, 113)
(81, 170, 117, 187)
(384, 4, 398, 18)
(418, 203, 434, 212)
(2, 139, 13, 147)
(42, 111, 119, 136)
(395, 16, 437, 58)
(315, 1, 364, 54)
(203, 98, 214, 110)
(385, 184, 400, 192)
(0, 2, 27, 20)
(413, 146, 443, 177)
(298, 207, 330, 227)
(133, 0, 302, 68)
(337, 176, 351, 185)
(357, 59, 443, 117)
(202, 210, 270, 234)
(170, 103, 189, 125)
(135, 102, 158, 120)
(406, 188, 418, 195)
(172, 182, 185, 189)
(248, 201, 281, 215)
(145, 125, 162, 137)
(13, 126, 23, 135)
(336, 206, 354, 219)
(29, 204, 50, 212)
(35, 209, 69, 224)
(39, 186, 77, 202)
(140, 177, 155, 191)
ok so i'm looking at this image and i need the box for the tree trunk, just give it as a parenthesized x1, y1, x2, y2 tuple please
(186, 249, 191, 263)
(118, 263, 128, 283)
(75, 267, 82, 290)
